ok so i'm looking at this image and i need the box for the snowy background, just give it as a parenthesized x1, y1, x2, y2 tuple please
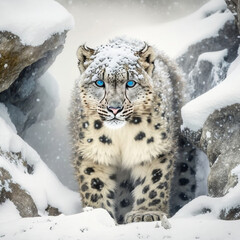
(1, 0, 240, 239)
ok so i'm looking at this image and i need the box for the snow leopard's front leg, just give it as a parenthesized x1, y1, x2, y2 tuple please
(125, 152, 174, 223)
(75, 158, 117, 220)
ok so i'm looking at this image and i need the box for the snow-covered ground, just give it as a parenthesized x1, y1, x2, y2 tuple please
(1, 0, 240, 239)
(1, 197, 240, 240)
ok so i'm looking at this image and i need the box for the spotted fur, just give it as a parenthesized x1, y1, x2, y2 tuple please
(70, 38, 188, 223)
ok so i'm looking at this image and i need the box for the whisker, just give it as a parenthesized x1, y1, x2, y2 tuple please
(98, 111, 110, 116)
(97, 108, 109, 113)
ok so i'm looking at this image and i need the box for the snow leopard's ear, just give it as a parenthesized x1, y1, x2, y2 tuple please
(77, 45, 95, 73)
(138, 43, 156, 76)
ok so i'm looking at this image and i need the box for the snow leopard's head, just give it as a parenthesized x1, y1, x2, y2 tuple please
(76, 38, 156, 129)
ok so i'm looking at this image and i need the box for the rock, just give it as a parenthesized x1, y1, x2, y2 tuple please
(0, 31, 66, 135)
(182, 104, 240, 197)
(0, 148, 65, 218)
(177, 15, 240, 99)
(200, 104, 240, 197)
(186, 50, 229, 99)
(220, 206, 240, 220)
(0, 31, 65, 92)
(0, 72, 58, 136)
(45, 205, 61, 216)
(225, 0, 240, 32)
(0, 151, 38, 218)
(179, 4, 240, 203)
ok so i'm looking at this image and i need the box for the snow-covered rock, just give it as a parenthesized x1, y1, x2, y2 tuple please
(201, 104, 240, 197)
(225, 0, 240, 31)
(180, 2, 240, 216)
(182, 103, 240, 198)
(0, 0, 74, 47)
(0, 103, 81, 219)
(0, 0, 80, 222)
(0, 0, 74, 134)
(168, 0, 240, 214)
(177, 3, 239, 100)
(182, 52, 240, 132)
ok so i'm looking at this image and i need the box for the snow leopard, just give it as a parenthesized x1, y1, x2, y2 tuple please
(70, 37, 196, 224)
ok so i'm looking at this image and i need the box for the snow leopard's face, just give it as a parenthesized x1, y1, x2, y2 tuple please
(77, 40, 155, 129)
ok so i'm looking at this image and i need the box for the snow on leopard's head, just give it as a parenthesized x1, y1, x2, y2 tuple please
(76, 37, 156, 129)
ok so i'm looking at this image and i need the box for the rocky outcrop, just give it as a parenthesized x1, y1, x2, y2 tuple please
(220, 206, 240, 220)
(225, 0, 240, 32)
(0, 0, 79, 222)
(177, 13, 240, 99)
(0, 31, 66, 135)
(0, 150, 38, 217)
(178, 3, 240, 220)
(0, 31, 65, 93)
(0, 167, 38, 218)
(182, 104, 240, 197)
(0, 148, 62, 218)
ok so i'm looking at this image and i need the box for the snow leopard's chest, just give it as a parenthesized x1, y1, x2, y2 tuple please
(78, 111, 173, 169)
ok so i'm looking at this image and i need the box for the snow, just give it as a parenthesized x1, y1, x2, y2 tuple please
(176, 183, 240, 219)
(0, 103, 16, 132)
(0, 0, 74, 46)
(108, 0, 233, 59)
(85, 38, 144, 81)
(38, 72, 60, 107)
(181, 52, 240, 131)
(0, 200, 21, 224)
(0, 104, 81, 216)
(0, 205, 240, 240)
(206, 131, 211, 138)
(161, 215, 172, 229)
(195, 150, 210, 197)
(198, 49, 228, 65)
(232, 165, 240, 182)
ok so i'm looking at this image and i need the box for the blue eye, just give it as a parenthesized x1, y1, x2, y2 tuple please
(126, 80, 136, 88)
(95, 80, 105, 87)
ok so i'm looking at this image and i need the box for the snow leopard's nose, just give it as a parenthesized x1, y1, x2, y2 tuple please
(107, 106, 123, 115)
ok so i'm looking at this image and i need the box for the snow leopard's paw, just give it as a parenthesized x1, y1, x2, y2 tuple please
(124, 210, 165, 223)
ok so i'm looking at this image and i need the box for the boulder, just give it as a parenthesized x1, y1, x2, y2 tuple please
(0, 148, 64, 218)
(178, 3, 240, 220)
(181, 102, 240, 219)
(225, 0, 240, 32)
(182, 104, 240, 197)
(0, 31, 66, 93)
(0, 31, 66, 135)
(220, 206, 240, 220)
(198, 104, 240, 197)
(177, 16, 240, 99)
(0, 150, 38, 218)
